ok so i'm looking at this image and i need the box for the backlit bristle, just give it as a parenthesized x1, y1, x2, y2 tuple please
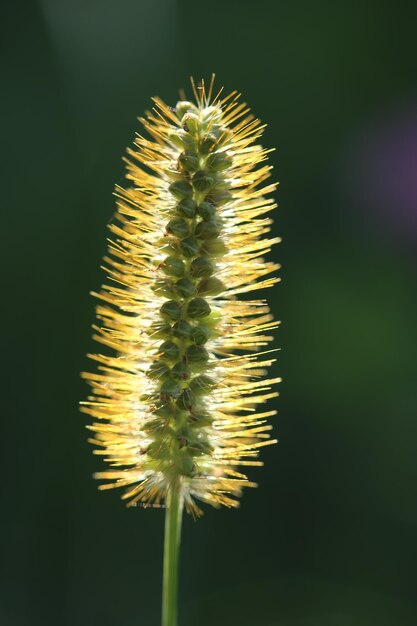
(81, 77, 280, 516)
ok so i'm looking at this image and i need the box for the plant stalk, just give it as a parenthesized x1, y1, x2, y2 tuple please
(162, 482, 183, 626)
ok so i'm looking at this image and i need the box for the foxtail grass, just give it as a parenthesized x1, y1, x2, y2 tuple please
(81, 75, 280, 626)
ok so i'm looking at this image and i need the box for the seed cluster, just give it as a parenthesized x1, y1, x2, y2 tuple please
(145, 101, 235, 482)
(81, 79, 280, 515)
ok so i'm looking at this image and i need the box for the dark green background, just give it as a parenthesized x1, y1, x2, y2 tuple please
(2, 1, 417, 624)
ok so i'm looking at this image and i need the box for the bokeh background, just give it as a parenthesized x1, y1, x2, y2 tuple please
(2, 1, 417, 624)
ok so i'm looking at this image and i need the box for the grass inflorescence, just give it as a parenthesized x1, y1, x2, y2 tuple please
(81, 77, 281, 517)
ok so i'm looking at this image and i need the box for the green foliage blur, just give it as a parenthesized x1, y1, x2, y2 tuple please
(2, 1, 417, 624)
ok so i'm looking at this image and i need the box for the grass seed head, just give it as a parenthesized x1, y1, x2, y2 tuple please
(81, 77, 281, 516)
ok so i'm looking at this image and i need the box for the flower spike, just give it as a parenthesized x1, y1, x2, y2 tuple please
(81, 77, 280, 517)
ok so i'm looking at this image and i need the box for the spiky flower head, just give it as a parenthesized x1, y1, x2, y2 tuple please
(81, 77, 280, 516)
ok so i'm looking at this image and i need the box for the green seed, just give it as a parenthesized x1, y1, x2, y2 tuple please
(180, 236, 200, 258)
(175, 277, 196, 298)
(160, 377, 181, 398)
(160, 300, 182, 321)
(206, 152, 233, 171)
(176, 197, 197, 218)
(152, 279, 176, 298)
(182, 112, 199, 133)
(162, 256, 185, 277)
(190, 257, 214, 278)
(175, 101, 197, 120)
(192, 170, 214, 193)
(146, 361, 171, 380)
(172, 320, 192, 340)
(171, 361, 191, 380)
(176, 388, 196, 410)
(168, 128, 197, 148)
(197, 201, 216, 220)
(169, 180, 193, 199)
(159, 340, 180, 362)
(201, 238, 228, 256)
(190, 325, 209, 345)
(197, 277, 225, 296)
(195, 220, 220, 240)
(166, 217, 190, 239)
(189, 374, 216, 394)
(187, 298, 211, 319)
(163, 240, 181, 257)
(168, 130, 187, 149)
(206, 189, 233, 205)
(178, 151, 200, 173)
(185, 344, 209, 364)
(199, 133, 217, 154)
(178, 451, 195, 476)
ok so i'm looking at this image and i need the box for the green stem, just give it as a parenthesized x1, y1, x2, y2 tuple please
(162, 482, 183, 626)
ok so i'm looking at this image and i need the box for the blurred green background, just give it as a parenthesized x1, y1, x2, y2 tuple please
(2, 0, 417, 624)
